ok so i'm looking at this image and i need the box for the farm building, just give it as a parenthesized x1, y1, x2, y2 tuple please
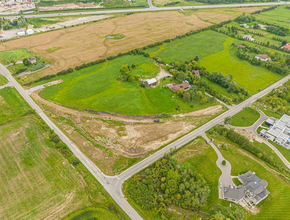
(164, 82, 190, 93)
(28, 57, 36, 64)
(240, 24, 249, 28)
(142, 78, 157, 87)
(282, 43, 290, 50)
(223, 171, 269, 207)
(255, 54, 271, 62)
(26, 29, 34, 35)
(257, 24, 267, 30)
(243, 35, 254, 42)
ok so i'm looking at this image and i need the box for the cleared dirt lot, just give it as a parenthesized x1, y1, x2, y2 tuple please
(0, 7, 264, 85)
(32, 90, 225, 174)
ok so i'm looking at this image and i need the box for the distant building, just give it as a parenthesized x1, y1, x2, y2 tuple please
(255, 54, 271, 61)
(240, 23, 249, 28)
(164, 82, 190, 93)
(237, 44, 246, 49)
(282, 43, 290, 50)
(261, 114, 290, 149)
(17, 30, 25, 37)
(142, 78, 157, 87)
(258, 24, 267, 30)
(243, 35, 254, 42)
(192, 70, 200, 77)
(26, 29, 34, 35)
(223, 171, 269, 206)
(28, 57, 36, 64)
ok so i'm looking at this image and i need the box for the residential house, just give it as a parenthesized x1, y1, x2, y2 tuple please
(258, 24, 267, 30)
(255, 54, 271, 61)
(240, 24, 249, 28)
(28, 57, 36, 64)
(282, 43, 290, 50)
(223, 171, 269, 206)
(192, 70, 200, 77)
(164, 82, 190, 93)
(237, 44, 246, 49)
(243, 35, 254, 42)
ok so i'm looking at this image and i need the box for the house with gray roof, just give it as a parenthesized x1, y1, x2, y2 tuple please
(223, 171, 269, 207)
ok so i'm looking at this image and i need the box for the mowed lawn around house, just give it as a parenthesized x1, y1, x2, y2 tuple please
(0, 49, 33, 65)
(0, 75, 8, 86)
(40, 55, 218, 116)
(0, 87, 128, 220)
(207, 130, 290, 220)
(230, 107, 260, 127)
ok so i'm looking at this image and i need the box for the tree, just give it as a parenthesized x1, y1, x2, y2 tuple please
(194, 56, 199, 62)
(177, 88, 185, 98)
(222, 160, 226, 166)
(183, 92, 191, 102)
(23, 58, 30, 66)
(224, 116, 232, 125)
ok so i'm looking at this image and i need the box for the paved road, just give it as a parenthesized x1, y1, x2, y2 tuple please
(2, 2, 290, 19)
(0, 64, 143, 220)
(202, 134, 233, 199)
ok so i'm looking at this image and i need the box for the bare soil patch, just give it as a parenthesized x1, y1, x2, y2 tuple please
(0, 8, 264, 85)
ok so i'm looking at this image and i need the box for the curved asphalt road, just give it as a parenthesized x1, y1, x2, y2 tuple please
(2, 2, 290, 19)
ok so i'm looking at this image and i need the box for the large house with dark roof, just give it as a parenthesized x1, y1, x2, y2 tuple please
(223, 171, 269, 207)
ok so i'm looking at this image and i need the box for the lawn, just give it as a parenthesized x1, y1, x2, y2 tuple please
(146, 30, 228, 63)
(0, 49, 33, 65)
(0, 87, 129, 220)
(199, 37, 282, 94)
(40, 55, 218, 116)
(230, 107, 260, 127)
(27, 17, 62, 28)
(269, 140, 290, 164)
(0, 75, 8, 86)
(207, 129, 290, 220)
(254, 6, 290, 29)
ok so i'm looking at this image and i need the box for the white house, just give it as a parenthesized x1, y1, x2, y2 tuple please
(255, 54, 271, 62)
(243, 35, 254, 42)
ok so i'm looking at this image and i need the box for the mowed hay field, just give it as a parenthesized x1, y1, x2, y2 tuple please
(147, 30, 282, 94)
(0, 7, 264, 84)
(0, 87, 128, 220)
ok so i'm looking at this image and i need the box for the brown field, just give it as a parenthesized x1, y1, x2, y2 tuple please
(0, 7, 265, 85)
(31, 90, 226, 175)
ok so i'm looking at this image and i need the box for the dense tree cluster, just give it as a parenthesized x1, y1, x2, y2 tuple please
(164, 1, 180, 6)
(128, 154, 210, 219)
(235, 13, 256, 23)
(0, 16, 27, 30)
(193, 0, 272, 4)
(210, 125, 290, 177)
(256, 80, 290, 115)
(266, 25, 289, 37)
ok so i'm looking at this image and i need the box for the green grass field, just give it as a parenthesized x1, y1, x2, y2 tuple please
(146, 30, 282, 94)
(230, 107, 260, 127)
(27, 17, 62, 28)
(0, 75, 8, 86)
(269, 140, 290, 164)
(40, 55, 218, 116)
(254, 6, 290, 29)
(207, 130, 290, 220)
(0, 49, 33, 65)
(0, 87, 128, 220)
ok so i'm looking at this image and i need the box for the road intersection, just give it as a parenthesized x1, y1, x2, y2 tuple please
(1, 62, 290, 219)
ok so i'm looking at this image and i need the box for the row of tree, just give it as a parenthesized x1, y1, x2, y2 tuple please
(128, 153, 210, 219)
(0, 16, 27, 30)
